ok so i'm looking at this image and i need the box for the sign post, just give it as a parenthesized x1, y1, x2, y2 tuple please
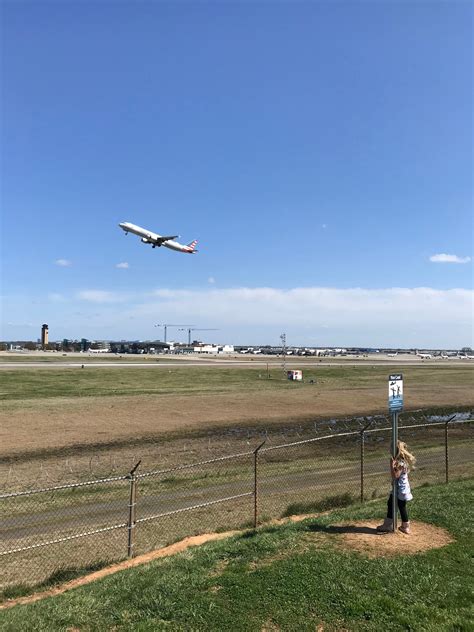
(388, 374, 403, 532)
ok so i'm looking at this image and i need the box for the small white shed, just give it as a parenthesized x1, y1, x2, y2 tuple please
(287, 370, 303, 381)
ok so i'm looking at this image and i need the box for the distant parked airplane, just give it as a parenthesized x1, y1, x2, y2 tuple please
(387, 352, 398, 358)
(119, 222, 198, 254)
(416, 351, 432, 359)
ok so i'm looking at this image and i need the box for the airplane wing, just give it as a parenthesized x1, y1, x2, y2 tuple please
(155, 235, 179, 245)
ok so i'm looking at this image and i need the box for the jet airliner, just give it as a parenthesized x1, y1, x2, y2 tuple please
(416, 351, 432, 359)
(119, 222, 198, 254)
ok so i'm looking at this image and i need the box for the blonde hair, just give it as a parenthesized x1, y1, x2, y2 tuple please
(396, 440, 416, 470)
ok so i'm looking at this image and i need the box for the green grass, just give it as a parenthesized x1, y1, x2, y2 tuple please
(282, 492, 356, 516)
(0, 367, 299, 400)
(0, 365, 472, 401)
(0, 561, 110, 602)
(1, 480, 472, 631)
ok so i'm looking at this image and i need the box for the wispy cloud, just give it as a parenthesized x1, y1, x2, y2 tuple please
(48, 293, 66, 302)
(54, 259, 72, 267)
(115, 262, 130, 269)
(429, 254, 471, 264)
(76, 290, 130, 303)
(141, 286, 473, 346)
(147, 287, 472, 325)
(208, 277, 215, 284)
(4, 286, 473, 347)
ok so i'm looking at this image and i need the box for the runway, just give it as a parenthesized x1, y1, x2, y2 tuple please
(0, 359, 470, 369)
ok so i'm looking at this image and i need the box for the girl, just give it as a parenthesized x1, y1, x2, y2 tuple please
(377, 440, 416, 534)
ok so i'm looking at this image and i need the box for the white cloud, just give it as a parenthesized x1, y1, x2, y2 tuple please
(137, 286, 474, 347)
(208, 277, 215, 284)
(4, 286, 473, 347)
(147, 287, 471, 324)
(429, 254, 471, 264)
(55, 259, 72, 267)
(76, 290, 130, 303)
(116, 262, 130, 269)
(48, 293, 65, 302)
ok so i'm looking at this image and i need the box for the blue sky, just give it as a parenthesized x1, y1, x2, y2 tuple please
(1, 1, 472, 347)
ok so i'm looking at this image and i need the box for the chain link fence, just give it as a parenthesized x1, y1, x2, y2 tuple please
(1, 416, 472, 590)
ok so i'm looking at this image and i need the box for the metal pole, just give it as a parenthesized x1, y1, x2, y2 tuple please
(391, 412, 398, 532)
(127, 460, 141, 558)
(445, 415, 456, 484)
(280, 333, 286, 376)
(253, 441, 266, 529)
(360, 421, 373, 503)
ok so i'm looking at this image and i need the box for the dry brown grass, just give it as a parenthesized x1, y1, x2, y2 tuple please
(2, 383, 472, 459)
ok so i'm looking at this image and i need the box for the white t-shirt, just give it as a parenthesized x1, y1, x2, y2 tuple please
(396, 460, 413, 501)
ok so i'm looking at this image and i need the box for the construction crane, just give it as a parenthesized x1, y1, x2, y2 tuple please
(154, 323, 194, 344)
(179, 328, 219, 346)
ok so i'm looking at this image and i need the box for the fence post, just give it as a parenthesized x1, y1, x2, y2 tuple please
(360, 420, 373, 502)
(253, 441, 266, 529)
(444, 415, 456, 484)
(127, 460, 141, 558)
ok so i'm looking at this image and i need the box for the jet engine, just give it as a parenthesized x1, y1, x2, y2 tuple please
(141, 238, 150, 243)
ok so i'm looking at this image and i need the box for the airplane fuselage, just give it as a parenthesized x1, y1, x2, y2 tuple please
(119, 222, 197, 254)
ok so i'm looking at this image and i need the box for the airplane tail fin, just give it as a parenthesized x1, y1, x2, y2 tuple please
(187, 240, 198, 252)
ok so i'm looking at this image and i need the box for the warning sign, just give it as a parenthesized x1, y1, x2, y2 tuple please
(388, 374, 403, 413)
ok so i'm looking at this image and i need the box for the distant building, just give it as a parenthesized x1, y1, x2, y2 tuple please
(177, 343, 234, 355)
(41, 324, 49, 348)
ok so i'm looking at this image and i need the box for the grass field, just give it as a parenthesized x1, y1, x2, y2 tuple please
(1, 363, 472, 488)
(1, 480, 472, 630)
(1, 364, 473, 402)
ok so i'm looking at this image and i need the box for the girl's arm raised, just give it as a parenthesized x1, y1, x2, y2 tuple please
(390, 457, 402, 479)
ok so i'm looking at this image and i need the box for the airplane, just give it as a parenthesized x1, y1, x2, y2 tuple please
(387, 352, 398, 358)
(89, 348, 109, 354)
(119, 222, 198, 254)
(416, 351, 432, 359)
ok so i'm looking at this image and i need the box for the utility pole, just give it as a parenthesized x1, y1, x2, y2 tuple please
(154, 324, 194, 344)
(280, 333, 287, 375)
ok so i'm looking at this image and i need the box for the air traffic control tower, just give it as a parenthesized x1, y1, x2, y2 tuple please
(41, 324, 49, 348)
